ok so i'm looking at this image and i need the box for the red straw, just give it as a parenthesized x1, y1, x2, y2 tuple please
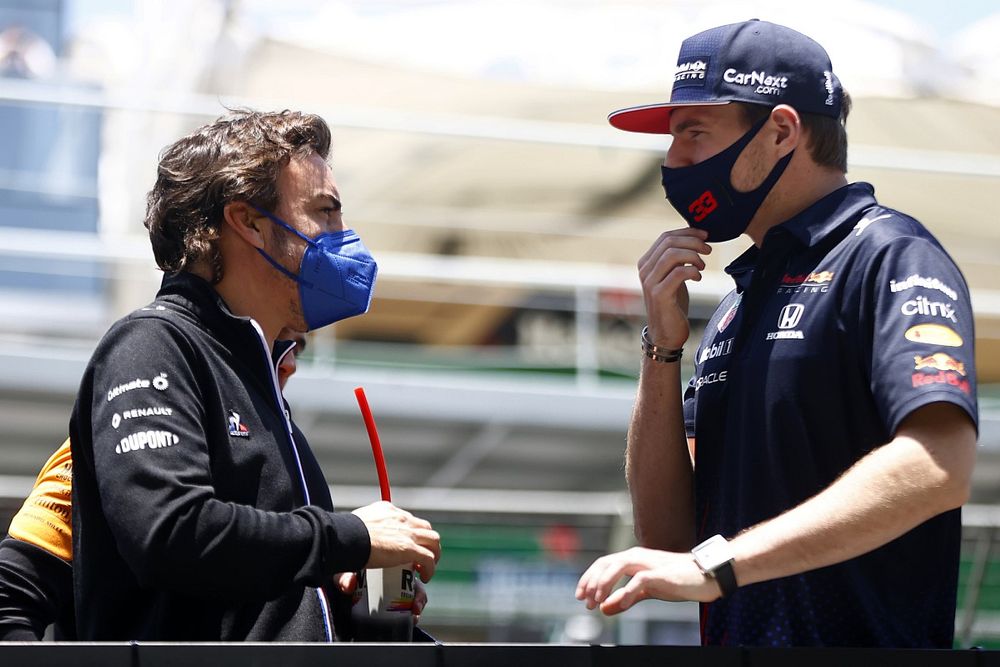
(353, 387, 392, 502)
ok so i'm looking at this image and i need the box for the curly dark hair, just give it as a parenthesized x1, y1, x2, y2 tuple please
(143, 109, 332, 283)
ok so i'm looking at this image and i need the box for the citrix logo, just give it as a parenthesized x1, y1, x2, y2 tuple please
(901, 296, 957, 323)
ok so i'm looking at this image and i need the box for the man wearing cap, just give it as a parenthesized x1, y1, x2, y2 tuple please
(576, 20, 978, 647)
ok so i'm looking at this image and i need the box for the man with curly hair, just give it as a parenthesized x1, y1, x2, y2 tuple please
(66, 110, 440, 641)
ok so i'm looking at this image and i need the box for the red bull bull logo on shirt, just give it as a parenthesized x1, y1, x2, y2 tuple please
(911, 353, 970, 394)
(913, 353, 966, 376)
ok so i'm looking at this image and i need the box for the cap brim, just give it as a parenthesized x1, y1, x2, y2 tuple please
(608, 100, 731, 134)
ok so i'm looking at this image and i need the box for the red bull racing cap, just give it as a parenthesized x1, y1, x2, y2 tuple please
(609, 19, 844, 134)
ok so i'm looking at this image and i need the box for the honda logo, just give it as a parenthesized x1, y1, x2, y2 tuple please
(778, 304, 804, 329)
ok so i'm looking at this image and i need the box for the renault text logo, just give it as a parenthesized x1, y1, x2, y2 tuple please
(778, 304, 804, 329)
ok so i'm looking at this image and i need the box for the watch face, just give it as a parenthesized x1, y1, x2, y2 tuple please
(693, 534, 733, 572)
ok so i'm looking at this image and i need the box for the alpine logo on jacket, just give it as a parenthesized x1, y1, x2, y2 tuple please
(228, 410, 249, 438)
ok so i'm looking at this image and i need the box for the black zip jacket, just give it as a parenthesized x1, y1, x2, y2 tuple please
(69, 272, 370, 641)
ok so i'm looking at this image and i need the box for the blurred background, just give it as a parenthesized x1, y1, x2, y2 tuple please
(1, 0, 999, 646)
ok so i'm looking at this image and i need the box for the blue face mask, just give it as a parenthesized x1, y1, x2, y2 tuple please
(252, 206, 378, 331)
(660, 118, 793, 243)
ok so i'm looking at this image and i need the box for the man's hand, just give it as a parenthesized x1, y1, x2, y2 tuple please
(335, 571, 429, 622)
(352, 501, 441, 582)
(412, 578, 428, 622)
(575, 546, 720, 615)
(638, 228, 711, 348)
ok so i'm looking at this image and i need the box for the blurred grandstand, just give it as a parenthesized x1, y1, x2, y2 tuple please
(1, 0, 999, 646)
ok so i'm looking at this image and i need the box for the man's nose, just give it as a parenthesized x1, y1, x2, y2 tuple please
(663, 142, 694, 169)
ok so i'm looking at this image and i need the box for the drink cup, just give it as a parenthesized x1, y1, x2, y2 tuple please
(349, 565, 415, 641)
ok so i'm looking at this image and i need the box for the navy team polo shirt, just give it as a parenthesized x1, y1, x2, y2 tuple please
(682, 182, 979, 647)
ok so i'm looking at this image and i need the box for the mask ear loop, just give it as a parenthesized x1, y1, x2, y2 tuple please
(251, 204, 317, 245)
(249, 204, 317, 289)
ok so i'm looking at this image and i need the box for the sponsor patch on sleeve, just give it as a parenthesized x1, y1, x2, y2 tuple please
(904, 324, 963, 348)
(115, 430, 179, 455)
(911, 353, 970, 394)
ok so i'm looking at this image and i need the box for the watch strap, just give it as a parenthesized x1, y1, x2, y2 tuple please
(712, 559, 738, 598)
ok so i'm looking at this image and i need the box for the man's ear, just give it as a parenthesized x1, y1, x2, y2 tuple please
(770, 105, 802, 155)
(222, 201, 265, 249)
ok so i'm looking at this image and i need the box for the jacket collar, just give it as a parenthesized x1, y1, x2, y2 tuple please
(154, 271, 256, 338)
(153, 272, 278, 390)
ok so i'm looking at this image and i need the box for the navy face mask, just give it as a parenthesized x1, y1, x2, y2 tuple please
(252, 206, 378, 331)
(660, 117, 793, 242)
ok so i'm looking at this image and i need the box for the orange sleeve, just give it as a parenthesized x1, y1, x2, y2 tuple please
(7, 439, 73, 562)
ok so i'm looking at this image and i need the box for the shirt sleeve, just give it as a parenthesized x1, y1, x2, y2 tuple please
(84, 317, 370, 600)
(7, 439, 73, 562)
(863, 236, 978, 436)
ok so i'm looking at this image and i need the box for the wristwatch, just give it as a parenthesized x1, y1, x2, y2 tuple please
(691, 534, 738, 598)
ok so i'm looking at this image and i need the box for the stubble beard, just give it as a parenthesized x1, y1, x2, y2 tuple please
(268, 232, 310, 332)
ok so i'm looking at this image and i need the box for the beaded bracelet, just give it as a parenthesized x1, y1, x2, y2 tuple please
(641, 325, 683, 363)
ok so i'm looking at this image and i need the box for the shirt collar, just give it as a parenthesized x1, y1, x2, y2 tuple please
(763, 182, 877, 249)
(724, 245, 758, 293)
(724, 182, 878, 292)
